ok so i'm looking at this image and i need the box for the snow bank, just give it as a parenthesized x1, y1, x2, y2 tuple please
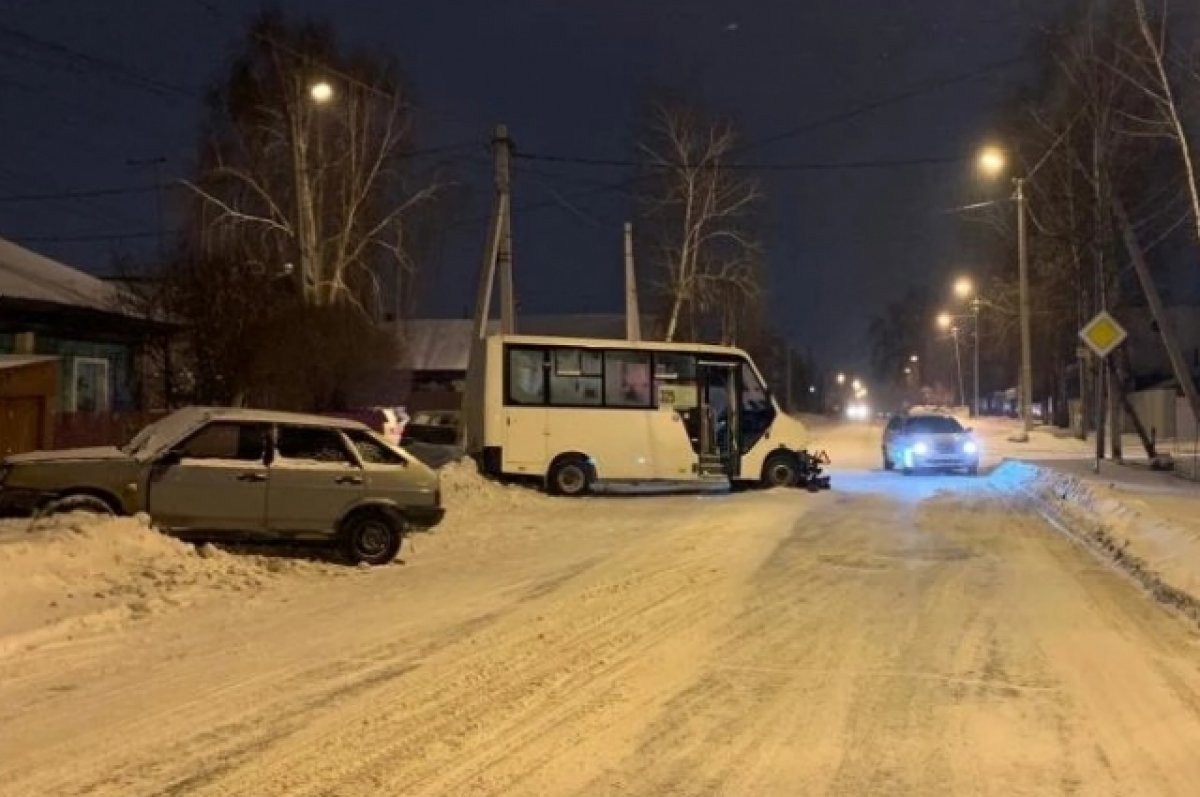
(0, 513, 343, 656)
(992, 461, 1200, 620)
(439, 458, 541, 509)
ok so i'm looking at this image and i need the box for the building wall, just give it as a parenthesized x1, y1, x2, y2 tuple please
(0, 333, 138, 410)
(0, 360, 58, 456)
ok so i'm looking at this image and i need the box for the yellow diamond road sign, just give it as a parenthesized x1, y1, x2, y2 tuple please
(1079, 310, 1127, 358)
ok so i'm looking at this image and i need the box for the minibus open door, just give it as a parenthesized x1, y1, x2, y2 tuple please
(696, 360, 740, 478)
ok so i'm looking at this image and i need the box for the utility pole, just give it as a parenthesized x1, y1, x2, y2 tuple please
(951, 326, 965, 409)
(971, 299, 980, 418)
(623, 222, 641, 341)
(1015, 177, 1034, 440)
(464, 124, 516, 451)
(470, 124, 516, 342)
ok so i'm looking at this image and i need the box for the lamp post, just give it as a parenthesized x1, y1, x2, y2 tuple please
(953, 277, 982, 418)
(936, 313, 966, 408)
(978, 146, 1033, 439)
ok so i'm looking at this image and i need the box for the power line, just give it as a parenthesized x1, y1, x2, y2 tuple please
(736, 54, 1027, 154)
(0, 22, 199, 100)
(0, 185, 161, 203)
(14, 230, 170, 244)
(514, 151, 965, 171)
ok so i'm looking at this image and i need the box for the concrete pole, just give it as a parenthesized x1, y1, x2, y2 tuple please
(623, 222, 641, 341)
(1016, 177, 1034, 438)
(952, 327, 965, 409)
(495, 125, 516, 334)
(972, 299, 980, 418)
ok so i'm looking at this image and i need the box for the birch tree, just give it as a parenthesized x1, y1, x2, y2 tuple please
(185, 10, 441, 317)
(639, 102, 762, 342)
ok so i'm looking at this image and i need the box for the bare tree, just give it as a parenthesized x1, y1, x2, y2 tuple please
(184, 10, 442, 318)
(1126, 0, 1200, 246)
(638, 102, 762, 342)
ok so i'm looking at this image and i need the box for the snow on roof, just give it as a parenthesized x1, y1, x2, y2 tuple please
(0, 354, 59, 370)
(0, 236, 122, 312)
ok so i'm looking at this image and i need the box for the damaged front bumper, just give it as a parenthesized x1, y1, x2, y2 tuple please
(796, 450, 832, 492)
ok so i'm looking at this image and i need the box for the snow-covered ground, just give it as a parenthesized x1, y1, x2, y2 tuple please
(3, 421, 1200, 795)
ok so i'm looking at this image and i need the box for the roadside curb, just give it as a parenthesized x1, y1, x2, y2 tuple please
(1000, 460, 1200, 626)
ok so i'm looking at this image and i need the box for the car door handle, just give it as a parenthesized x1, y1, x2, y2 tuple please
(336, 475, 364, 485)
(237, 472, 267, 483)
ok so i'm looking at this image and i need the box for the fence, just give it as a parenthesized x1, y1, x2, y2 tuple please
(53, 411, 167, 450)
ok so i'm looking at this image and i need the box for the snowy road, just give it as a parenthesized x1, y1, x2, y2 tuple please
(4, 423, 1200, 795)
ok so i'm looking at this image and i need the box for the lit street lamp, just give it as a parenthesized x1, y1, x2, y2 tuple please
(978, 145, 1032, 438)
(309, 80, 335, 104)
(936, 312, 952, 330)
(954, 276, 974, 300)
(836, 373, 846, 385)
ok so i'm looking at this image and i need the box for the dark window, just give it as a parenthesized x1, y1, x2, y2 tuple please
(180, 422, 268, 461)
(904, 415, 964, 434)
(507, 348, 546, 405)
(605, 351, 653, 407)
(739, 362, 776, 450)
(346, 429, 406, 464)
(277, 426, 355, 465)
(550, 348, 602, 405)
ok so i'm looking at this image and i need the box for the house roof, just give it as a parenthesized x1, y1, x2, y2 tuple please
(0, 236, 123, 313)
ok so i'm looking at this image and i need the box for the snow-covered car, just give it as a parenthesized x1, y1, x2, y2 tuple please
(882, 412, 979, 475)
(0, 407, 443, 565)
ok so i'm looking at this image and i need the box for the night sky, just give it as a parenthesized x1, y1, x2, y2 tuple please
(0, 0, 1070, 372)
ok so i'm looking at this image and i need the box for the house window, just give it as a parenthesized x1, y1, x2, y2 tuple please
(71, 357, 110, 413)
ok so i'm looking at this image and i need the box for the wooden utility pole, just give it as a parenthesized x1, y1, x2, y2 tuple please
(624, 222, 641, 341)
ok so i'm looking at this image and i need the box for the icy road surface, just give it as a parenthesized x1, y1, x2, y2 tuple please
(3, 423, 1200, 795)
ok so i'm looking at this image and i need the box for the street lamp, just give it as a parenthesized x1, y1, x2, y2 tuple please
(309, 80, 335, 104)
(951, 278, 982, 419)
(936, 312, 952, 330)
(851, 378, 862, 391)
(836, 372, 846, 385)
(909, 354, 919, 363)
(978, 146, 1006, 177)
(978, 144, 1032, 439)
(954, 276, 974, 300)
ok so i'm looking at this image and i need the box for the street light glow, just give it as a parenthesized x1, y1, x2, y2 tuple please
(909, 354, 919, 363)
(978, 146, 1006, 177)
(309, 81, 334, 103)
(937, 312, 952, 329)
(954, 276, 974, 299)
(852, 378, 862, 391)
(836, 373, 846, 385)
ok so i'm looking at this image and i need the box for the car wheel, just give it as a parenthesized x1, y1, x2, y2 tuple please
(548, 456, 592, 497)
(761, 453, 799, 489)
(341, 510, 403, 566)
(40, 493, 117, 517)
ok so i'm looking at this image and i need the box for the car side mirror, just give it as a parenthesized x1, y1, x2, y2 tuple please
(159, 448, 183, 467)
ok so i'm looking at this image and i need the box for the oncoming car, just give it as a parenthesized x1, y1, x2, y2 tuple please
(0, 407, 443, 565)
(881, 412, 979, 475)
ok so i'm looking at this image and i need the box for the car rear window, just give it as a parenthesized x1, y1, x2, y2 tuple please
(904, 416, 964, 434)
